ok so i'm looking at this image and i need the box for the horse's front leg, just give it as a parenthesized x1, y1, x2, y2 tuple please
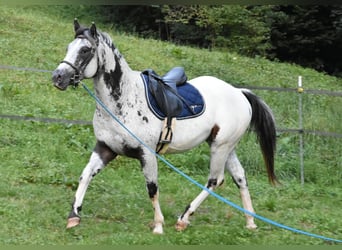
(67, 141, 117, 229)
(141, 153, 164, 234)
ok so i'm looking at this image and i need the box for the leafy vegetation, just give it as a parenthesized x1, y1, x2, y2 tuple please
(268, 6, 342, 77)
(97, 5, 342, 77)
(0, 6, 341, 245)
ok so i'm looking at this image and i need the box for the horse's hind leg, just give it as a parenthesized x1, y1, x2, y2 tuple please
(225, 151, 257, 229)
(66, 140, 117, 229)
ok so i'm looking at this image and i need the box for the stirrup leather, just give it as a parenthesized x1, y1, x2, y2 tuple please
(156, 118, 176, 154)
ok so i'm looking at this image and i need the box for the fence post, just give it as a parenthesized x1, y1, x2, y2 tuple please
(298, 76, 304, 185)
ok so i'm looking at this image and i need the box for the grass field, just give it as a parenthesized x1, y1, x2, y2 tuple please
(0, 6, 341, 245)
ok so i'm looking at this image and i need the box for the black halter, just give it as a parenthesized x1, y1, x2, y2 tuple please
(60, 60, 81, 87)
(61, 34, 96, 88)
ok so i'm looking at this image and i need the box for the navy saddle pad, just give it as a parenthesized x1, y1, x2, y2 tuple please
(141, 73, 205, 120)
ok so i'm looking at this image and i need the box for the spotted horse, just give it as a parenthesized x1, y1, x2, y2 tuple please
(52, 19, 277, 234)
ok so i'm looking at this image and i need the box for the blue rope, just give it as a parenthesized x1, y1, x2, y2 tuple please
(82, 82, 342, 244)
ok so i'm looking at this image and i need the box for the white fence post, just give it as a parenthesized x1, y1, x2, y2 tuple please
(298, 76, 304, 185)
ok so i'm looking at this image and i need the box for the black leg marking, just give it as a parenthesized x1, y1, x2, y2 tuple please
(92, 168, 102, 177)
(232, 177, 240, 189)
(68, 210, 80, 219)
(94, 140, 117, 165)
(207, 178, 225, 188)
(147, 182, 158, 198)
(180, 204, 191, 219)
(207, 178, 217, 188)
(123, 144, 144, 161)
(68, 203, 82, 219)
(231, 176, 248, 189)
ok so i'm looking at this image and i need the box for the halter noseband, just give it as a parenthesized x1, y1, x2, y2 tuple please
(60, 60, 81, 87)
(61, 34, 97, 88)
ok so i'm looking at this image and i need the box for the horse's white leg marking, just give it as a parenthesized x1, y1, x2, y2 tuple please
(225, 151, 257, 229)
(151, 190, 164, 234)
(67, 152, 105, 228)
(142, 153, 164, 234)
(175, 188, 212, 231)
(176, 142, 229, 231)
(240, 186, 257, 229)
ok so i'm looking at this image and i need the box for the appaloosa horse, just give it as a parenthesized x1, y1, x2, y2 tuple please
(52, 20, 277, 234)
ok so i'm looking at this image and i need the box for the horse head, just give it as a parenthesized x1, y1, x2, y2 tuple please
(52, 19, 99, 90)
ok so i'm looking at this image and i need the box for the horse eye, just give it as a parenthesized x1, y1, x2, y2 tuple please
(81, 47, 91, 55)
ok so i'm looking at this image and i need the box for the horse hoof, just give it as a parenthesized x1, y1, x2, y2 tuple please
(66, 217, 81, 229)
(153, 224, 164, 234)
(246, 223, 257, 230)
(175, 220, 189, 231)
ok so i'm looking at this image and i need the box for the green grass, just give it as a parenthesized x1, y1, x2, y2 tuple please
(0, 6, 341, 245)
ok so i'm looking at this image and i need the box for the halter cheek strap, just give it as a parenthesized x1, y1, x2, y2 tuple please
(61, 48, 95, 88)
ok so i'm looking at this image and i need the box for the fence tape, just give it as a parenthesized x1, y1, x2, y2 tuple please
(1, 114, 341, 139)
(1, 64, 341, 138)
(241, 85, 342, 97)
(1, 64, 342, 96)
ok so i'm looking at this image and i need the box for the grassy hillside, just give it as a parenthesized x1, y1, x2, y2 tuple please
(0, 6, 341, 245)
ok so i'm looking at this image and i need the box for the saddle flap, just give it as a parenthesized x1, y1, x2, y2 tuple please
(153, 82, 183, 118)
(142, 68, 185, 118)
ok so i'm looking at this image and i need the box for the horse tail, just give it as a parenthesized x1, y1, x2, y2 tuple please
(242, 90, 278, 185)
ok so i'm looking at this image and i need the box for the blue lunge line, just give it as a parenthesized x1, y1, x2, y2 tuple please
(82, 82, 341, 244)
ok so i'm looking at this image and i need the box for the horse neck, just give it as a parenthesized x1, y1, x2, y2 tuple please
(93, 39, 139, 110)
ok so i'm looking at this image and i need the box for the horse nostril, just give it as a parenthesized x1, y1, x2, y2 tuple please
(56, 74, 62, 83)
(52, 69, 69, 90)
(52, 71, 62, 84)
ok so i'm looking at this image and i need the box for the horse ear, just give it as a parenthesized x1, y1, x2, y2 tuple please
(74, 18, 80, 32)
(90, 22, 98, 38)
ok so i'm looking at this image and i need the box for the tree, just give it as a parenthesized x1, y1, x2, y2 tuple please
(268, 5, 342, 76)
(162, 5, 272, 56)
(95, 5, 342, 76)
(161, 5, 211, 47)
(97, 5, 165, 39)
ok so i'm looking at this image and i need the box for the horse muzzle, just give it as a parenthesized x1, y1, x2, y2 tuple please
(52, 68, 77, 91)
